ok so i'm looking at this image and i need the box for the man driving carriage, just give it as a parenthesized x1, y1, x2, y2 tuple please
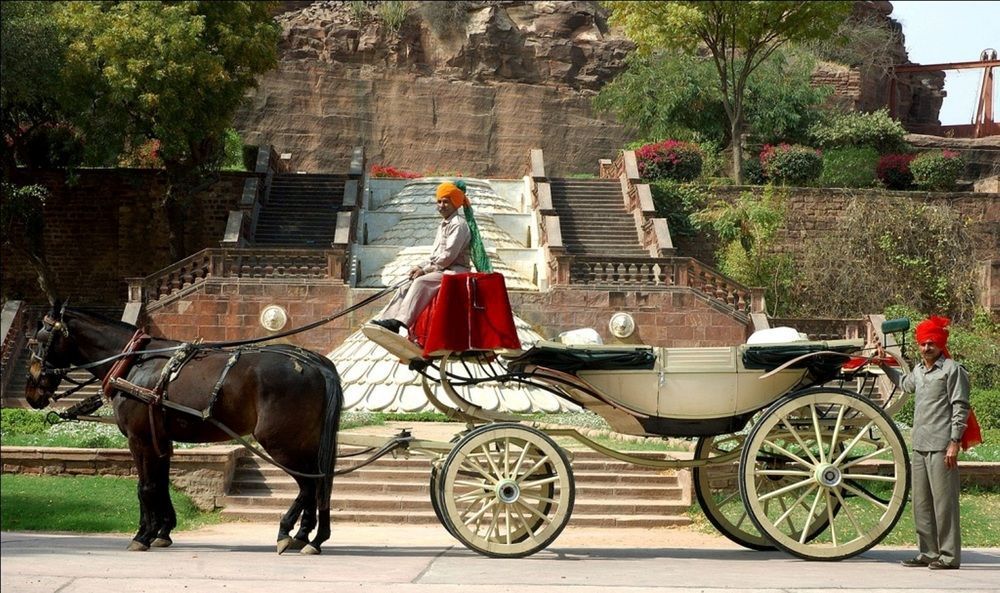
(370, 180, 490, 334)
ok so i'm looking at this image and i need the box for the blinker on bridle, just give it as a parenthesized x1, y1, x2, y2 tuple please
(28, 314, 71, 385)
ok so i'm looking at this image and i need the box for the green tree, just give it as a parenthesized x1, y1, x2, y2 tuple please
(53, 1, 280, 258)
(605, 1, 850, 183)
(0, 1, 69, 177)
(595, 46, 829, 148)
(692, 186, 793, 315)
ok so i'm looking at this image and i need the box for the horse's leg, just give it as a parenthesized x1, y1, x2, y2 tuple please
(293, 477, 318, 545)
(150, 446, 176, 548)
(127, 438, 157, 551)
(276, 479, 312, 554)
(301, 475, 332, 555)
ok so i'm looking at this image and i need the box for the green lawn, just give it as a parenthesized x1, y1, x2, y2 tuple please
(0, 474, 220, 533)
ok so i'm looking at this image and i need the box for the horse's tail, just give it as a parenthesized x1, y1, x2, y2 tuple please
(315, 359, 343, 500)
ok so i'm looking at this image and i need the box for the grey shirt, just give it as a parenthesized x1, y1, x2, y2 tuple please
(897, 357, 971, 451)
(425, 211, 471, 273)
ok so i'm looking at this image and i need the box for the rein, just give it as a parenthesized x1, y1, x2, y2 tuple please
(40, 280, 408, 377)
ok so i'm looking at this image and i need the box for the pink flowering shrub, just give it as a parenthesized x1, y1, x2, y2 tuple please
(370, 164, 420, 179)
(876, 153, 917, 190)
(759, 143, 822, 185)
(635, 140, 703, 182)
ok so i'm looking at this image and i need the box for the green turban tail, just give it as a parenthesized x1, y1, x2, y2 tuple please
(463, 204, 492, 273)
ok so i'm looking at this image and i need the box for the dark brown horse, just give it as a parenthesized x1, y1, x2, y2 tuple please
(24, 304, 343, 555)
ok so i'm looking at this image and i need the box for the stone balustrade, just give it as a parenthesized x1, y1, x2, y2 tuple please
(129, 247, 347, 306)
(566, 256, 762, 315)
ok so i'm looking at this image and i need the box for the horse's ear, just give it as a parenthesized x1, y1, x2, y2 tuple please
(59, 299, 69, 317)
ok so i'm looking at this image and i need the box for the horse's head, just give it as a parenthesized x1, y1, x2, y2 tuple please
(24, 301, 75, 409)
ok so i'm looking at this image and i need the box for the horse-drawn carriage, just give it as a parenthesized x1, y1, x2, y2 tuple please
(25, 273, 912, 561)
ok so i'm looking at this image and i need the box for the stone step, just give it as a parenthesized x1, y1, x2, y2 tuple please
(231, 478, 683, 499)
(219, 507, 690, 528)
(222, 491, 688, 515)
(254, 219, 338, 228)
(240, 463, 684, 480)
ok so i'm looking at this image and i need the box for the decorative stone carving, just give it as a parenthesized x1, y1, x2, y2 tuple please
(609, 312, 635, 339)
(260, 305, 289, 331)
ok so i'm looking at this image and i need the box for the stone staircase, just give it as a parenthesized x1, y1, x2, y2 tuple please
(548, 179, 648, 257)
(222, 448, 692, 528)
(254, 174, 347, 246)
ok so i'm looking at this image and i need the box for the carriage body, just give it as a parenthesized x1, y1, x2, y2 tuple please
(364, 313, 912, 562)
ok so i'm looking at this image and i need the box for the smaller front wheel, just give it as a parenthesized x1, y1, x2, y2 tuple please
(438, 423, 575, 558)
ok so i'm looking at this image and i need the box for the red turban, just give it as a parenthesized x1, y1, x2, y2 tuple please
(915, 315, 951, 358)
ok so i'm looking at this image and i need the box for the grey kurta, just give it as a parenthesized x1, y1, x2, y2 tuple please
(893, 357, 970, 567)
(382, 211, 471, 327)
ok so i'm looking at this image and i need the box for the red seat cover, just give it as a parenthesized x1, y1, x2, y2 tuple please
(409, 272, 521, 357)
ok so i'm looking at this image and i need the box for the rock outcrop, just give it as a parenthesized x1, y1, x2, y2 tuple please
(236, 1, 636, 176)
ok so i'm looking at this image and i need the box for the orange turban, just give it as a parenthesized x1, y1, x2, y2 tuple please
(915, 315, 951, 358)
(435, 182, 468, 209)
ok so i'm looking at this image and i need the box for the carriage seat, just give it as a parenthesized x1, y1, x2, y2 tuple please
(506, 341, 656, 373)
(741, 339, 863, 376)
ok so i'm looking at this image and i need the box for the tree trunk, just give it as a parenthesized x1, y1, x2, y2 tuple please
(731, 118, 744, 185)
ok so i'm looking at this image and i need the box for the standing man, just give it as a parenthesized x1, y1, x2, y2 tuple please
(878, 315, 970, 570)
(370, 181, 473, 334)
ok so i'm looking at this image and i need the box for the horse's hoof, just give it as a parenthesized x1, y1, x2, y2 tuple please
(127, 540, 150, 552)
(277, 537, 292, 555)
(301, 544, 321, 555)
(287, 538, 308, 551)
(151, 537, 173, 548)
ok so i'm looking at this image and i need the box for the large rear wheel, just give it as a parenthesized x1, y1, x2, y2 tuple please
(740, 388, 909, 561)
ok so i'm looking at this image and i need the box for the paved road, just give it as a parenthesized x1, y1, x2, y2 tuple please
(3, 524, 998, 593)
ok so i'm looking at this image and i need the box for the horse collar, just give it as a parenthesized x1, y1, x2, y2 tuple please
(101, 329, 153, 399)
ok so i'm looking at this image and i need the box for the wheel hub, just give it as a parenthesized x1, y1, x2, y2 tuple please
(815, 463, 842, 488)
(496, 479, 520, 504)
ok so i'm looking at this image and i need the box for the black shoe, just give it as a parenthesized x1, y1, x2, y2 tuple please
(370, 319, 404, 334)
(928, 560, 959, 570)
(901, 557, 932, 567)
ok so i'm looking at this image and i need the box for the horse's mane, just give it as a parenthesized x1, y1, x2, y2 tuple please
(65, 307, 139, 332)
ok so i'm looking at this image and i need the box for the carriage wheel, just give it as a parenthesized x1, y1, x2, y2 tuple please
(740, 388, 909, 561)
(430, 434, 465, 538)
(695, 428, 836, 551)
(695, 432, 774, 550)
(438, 423, 574, 558)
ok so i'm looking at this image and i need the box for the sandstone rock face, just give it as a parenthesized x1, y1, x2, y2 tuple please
(235, 1, 635, 176)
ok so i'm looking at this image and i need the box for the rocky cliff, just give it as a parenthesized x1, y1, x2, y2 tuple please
(235, 1, 946, 178)
(236, 1, 636, 176)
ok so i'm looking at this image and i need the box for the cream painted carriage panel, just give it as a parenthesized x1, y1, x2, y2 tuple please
(575, 370, 659, 416)
(732, 370, 806, 416)
(657, 347, 738, 419)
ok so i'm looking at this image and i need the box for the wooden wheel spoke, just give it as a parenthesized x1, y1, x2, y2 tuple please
(809, 404, 828, 464)
(520, 475, 560, 490)
(516, 454, 553, 484)
(833, 487, 863, 536)
(462, 455, 498, 484)
(515, 499, 550, 525)
(513, 507, 540, 542)
(757, 476, 815, 502)
(826, 491, 838, 547)
(840, 446, 893, 470)
(832, 420, 876, 466)
(463, 497, 498, 527)
(455, 489, 491, 504)
(761, 438, 814, 470)
(518, 491, 558, 505)
(477, 444, 505, 480)
(842, 481, 890, 511)
(795, 487, 822, 544)
(780, 418, 820, 466)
